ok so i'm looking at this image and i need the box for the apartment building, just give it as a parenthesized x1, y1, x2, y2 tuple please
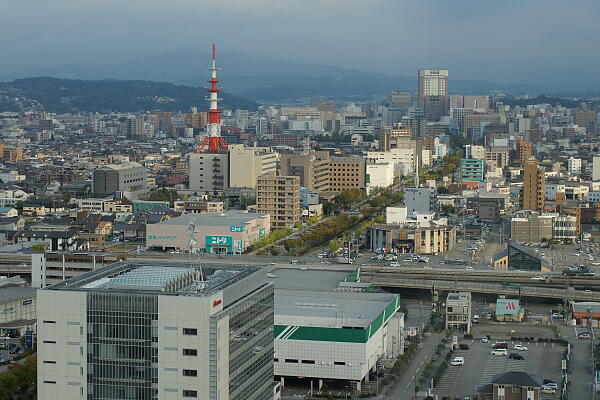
(37, 261, 274, 400)
(329, 156, 366, 193)
(445, 292, 472, 334)
(521, 159, 546, 213)
(279, 151, 331, 193)
(257, 174, 301, 230)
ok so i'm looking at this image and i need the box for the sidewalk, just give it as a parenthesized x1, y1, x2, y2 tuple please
(381, 332, 443, 400)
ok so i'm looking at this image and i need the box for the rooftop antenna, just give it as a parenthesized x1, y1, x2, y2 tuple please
(187, 218, 206, 291)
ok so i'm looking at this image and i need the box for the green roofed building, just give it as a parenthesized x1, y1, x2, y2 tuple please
(270, 266, 404, 392)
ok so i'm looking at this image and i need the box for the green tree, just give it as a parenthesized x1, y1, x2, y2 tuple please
(0, 355, 37, 399)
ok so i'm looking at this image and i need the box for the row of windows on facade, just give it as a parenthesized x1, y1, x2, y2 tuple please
(274, 358, 348, 366)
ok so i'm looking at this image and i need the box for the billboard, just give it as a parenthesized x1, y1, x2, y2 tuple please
(495, 299, 520, 316)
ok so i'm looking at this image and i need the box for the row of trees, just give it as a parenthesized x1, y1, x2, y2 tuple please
(0, 355, 36, 399)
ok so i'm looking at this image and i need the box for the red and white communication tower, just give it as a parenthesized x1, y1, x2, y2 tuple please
(194, 44, 228, 154)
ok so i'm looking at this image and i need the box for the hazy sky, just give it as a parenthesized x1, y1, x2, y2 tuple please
(2, 0, 599, 87)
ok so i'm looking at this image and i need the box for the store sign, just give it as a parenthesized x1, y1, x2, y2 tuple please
(148, 235, 176, 240)
(230, 226, 245, 232)
(206, 236, 232, 245)
(213, 299, 222, 307)
(259, 228, 266, 238)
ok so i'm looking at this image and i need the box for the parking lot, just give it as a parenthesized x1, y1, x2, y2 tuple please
(433, 338, 564, 399)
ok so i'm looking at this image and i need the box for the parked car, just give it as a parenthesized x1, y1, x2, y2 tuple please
(459, 344, 471, 350)
(508, 353, 524, 360)
(491, 342, 508, 350)
(450, 356, 465, 366)
(514, 344, 528, 351)
(491, 349, 507, 356)
(9, 347, 20, 355)
(542, 387, 556, 394)
(480, 337, 489, 343)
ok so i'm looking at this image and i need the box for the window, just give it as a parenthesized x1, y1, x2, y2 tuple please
(43, 340, 56, 344)
(301, 360, 315, 364)
(43, 360, 57, 364)
(183, 369, 198, 377)
(183, 390, 198, 397)
(43, 320, 56, 324)
(274, 358, 279, 362)
(183, 348, 197, 356)
(334, 361, 346, 366)
(285, 359, 299, 363)
(183, 328, 197, 335)
(511, 386, 520, 393)
(44, 381, 57, 384)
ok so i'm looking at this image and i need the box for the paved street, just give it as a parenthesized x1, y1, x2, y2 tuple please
(385, 332, 443, 400)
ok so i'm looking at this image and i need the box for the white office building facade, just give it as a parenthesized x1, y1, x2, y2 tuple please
(38, 262, 275, 400)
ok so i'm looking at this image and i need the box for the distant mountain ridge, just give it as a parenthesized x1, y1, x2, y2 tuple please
(1, 49, 552, 101)
(0, 77, 258, 113)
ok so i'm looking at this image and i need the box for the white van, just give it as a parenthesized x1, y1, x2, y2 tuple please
(450, 356, 464, 366)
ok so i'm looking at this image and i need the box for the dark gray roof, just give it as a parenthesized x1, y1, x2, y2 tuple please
(491, 371, 543, 387)
(0, 287, 36, 303)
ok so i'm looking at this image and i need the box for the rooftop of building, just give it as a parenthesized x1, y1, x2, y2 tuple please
(95, 161, 145, 171)
(0, 286, 37, 304)
(572, 301, 600, 314)
(155, 210, 267, 226)
(269, 267, 353, 291)
(275, 289, 398, 329)
(47, 261, 260, 297)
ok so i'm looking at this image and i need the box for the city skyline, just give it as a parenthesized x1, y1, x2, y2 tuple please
(1, 1, 600, 91)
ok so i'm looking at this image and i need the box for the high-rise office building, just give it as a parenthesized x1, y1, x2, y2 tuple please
(256, 174, 301, 230)
(418, 69, 449, 121)
(522, 159, 546, 213)
(37, 261, 274, 400)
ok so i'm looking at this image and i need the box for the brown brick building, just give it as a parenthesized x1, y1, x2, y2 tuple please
(257, 174, 301, 230)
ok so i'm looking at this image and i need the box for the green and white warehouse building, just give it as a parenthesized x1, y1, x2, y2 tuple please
(270, 267, 404, 391)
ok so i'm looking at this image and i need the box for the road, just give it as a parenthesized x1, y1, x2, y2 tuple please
(568, 338, 594, 400)
(385, 332, 443, 400)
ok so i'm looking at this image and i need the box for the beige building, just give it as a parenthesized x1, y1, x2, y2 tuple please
(368, 223, 456, 255)
(228, 145, 278, 189)
(445, 292, 472, 334)
(380, 123, 412, 151)
(279, 151, 331, 193)
(173, 200, 224, 214)
(521, 159, 546, 212)
(257, 174, 301, 230)
(147, 211, 270, 253)
(329, 156, 366, 193)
